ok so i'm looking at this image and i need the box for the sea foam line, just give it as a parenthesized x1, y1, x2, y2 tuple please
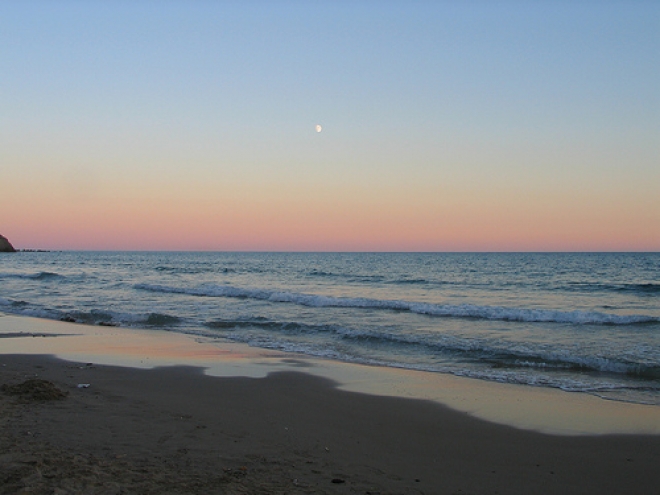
(134, 283, 659, 326)
(205, 317, 660, 377)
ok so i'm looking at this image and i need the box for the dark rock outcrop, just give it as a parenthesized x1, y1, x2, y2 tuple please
(0, 234, 16, 252)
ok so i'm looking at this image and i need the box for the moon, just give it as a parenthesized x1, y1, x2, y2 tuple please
(315, 124, 322, 133)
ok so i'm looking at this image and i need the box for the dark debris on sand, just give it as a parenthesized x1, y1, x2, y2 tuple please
(1, 379, 69, 402)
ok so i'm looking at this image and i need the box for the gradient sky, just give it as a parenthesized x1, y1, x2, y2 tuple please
(1, 1, 658, 251)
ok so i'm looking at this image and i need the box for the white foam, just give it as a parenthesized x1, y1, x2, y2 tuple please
(134, 283, 659, 326)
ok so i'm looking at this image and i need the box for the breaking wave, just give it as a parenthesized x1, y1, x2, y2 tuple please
(204, 317, 660, 379)
(136, 283, 659, 326)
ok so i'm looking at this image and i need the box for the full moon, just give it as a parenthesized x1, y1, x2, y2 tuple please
(315, 124, 322, 133)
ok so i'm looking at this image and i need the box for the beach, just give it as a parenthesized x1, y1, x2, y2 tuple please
(2, 315, 660, 494)
(3, 0, 659, 491)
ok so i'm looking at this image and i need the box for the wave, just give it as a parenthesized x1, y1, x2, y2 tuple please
(0, 297, 180, 328)
(306, 273, 660, 294)
(389, 278, 434, 285)
(306, 269, 338, 278)
(154, 266, 207, 274)
(0, 297, 72, 321)
(626, 283, 660, 294)
(0, 271, 64, 280)
(144, 312, 182, 326)
(205, 317, 660, 381)
(154, 265, 237, 275)
(60, 310, 181, 327)
(135, 283, 660, 326)
(306, 269, 386, 283)
(609, 283, 660, 294)
(566, 282, 660, 295)
(305, 269, 444, 286)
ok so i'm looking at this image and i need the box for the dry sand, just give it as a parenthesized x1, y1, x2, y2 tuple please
(2, 350, 660, 495)
(0, 317, 660, 494)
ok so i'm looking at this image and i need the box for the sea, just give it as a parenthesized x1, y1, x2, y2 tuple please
(1, 251, 659, 405)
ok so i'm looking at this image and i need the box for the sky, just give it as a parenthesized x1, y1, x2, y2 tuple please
(1, 1, 658, 251)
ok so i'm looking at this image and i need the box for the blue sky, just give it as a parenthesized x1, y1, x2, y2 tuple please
(1, 1, 658, 250)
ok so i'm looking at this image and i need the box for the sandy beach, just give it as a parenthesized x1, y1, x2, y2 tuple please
(4, 0, 659, 491)
(2, 315, 660, 494)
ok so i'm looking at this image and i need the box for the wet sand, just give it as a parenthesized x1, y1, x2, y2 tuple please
(1, 315, 660, 494)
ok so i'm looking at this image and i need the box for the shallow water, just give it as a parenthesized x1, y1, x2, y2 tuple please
(1, 251, 659, 404)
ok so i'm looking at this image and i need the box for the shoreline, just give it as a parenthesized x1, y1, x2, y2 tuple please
(1, 313, 659, 436)
(2, 314, 660, 493)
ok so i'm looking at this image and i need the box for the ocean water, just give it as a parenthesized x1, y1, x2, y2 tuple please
(1, 251, 659, 405)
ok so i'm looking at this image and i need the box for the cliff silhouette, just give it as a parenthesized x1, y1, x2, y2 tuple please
(0, 234, 16, 252)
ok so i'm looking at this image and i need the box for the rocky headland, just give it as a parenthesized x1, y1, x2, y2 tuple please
(0, 235, 16, 252)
